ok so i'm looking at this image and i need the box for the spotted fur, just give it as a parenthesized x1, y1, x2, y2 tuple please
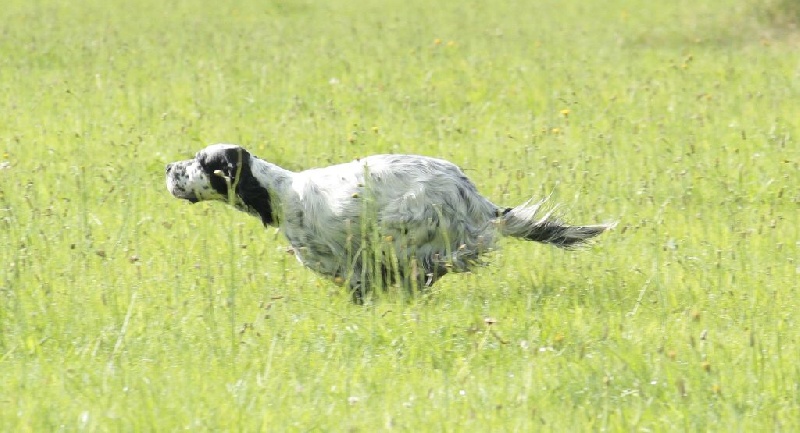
(166, 144, 615, 301)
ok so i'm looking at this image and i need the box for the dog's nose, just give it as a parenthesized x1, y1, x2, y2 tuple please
(165, 163, 173, 174)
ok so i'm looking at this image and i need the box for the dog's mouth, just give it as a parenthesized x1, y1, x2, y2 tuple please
(168, 185, 200, 203)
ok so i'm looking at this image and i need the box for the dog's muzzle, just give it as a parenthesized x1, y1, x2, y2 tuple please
(165, 162, 200, 203)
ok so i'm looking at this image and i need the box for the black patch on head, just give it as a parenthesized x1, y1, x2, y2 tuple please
(196, 146, 276, 226)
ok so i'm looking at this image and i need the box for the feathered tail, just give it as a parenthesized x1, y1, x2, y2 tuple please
(497, 199, 616, 248)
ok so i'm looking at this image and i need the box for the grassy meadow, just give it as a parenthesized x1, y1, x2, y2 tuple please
(1, 0, 799, 430)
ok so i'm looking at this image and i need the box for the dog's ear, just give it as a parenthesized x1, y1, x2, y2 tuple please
(218, 147, 248, 179)
(197, 145, 250, 197)
(197, 146, 250, 178)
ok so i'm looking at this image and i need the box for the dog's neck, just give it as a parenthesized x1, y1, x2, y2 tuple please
(243, 156, 295, 227)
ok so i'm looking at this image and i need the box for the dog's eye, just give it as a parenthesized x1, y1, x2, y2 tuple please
(196, 151, 228, 175)
(196, 152, 215, 169)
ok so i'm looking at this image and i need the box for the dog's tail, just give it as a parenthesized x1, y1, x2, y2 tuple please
(497, 199, 616, 248)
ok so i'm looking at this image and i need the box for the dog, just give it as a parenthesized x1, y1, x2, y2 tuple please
(166, 144, 615, 301)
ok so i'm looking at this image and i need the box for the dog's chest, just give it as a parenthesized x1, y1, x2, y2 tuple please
(280, 202, 350, 277)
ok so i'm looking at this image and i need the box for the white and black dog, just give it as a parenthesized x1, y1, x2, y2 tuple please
(166, 144, 614, 301)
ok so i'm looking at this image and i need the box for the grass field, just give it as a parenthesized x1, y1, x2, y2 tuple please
(1, 0, 799, 430)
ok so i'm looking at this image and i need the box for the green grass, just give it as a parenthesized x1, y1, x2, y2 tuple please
(1, 0, 799, 430)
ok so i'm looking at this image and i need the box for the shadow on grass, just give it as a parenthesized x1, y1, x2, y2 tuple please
(624, 0, 800, 50)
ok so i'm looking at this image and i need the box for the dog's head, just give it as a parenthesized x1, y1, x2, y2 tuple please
(166, 144, 276, 225)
